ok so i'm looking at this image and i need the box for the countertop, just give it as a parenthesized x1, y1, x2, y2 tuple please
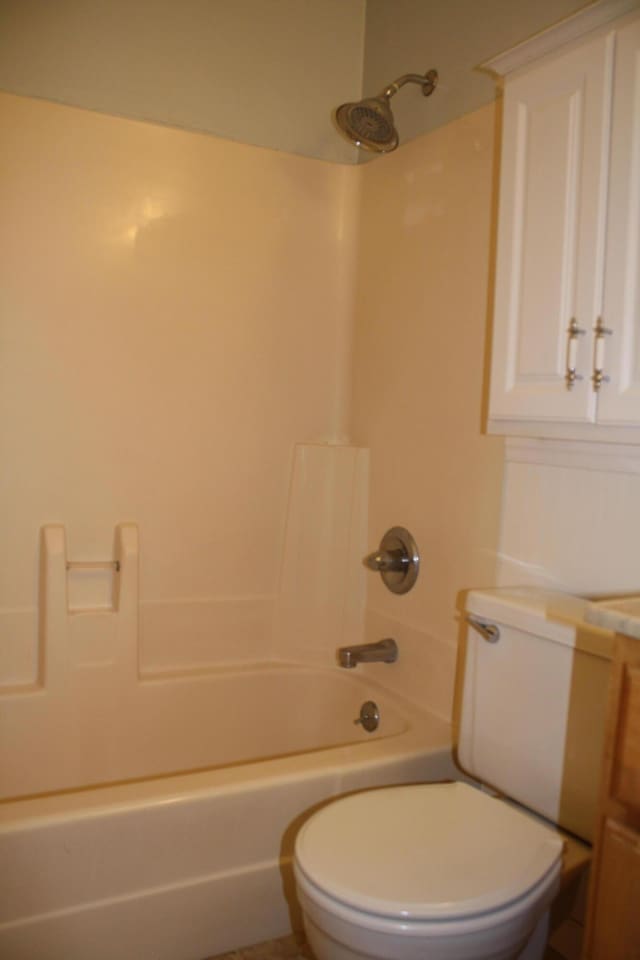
(585, 596, 640, 639)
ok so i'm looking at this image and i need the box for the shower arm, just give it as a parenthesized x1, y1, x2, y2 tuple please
(380, 70, 438, 100)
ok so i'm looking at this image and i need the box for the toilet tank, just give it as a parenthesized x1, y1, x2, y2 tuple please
(457, 588, 613, 842)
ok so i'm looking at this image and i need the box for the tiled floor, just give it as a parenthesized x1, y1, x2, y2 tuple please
(207, 934, 311, 960)
(207, 931, 575, 959)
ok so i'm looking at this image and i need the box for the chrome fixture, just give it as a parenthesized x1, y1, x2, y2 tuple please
(338, 638, 398, 669)
(363, 526, 419, 594)
(466, 615, 500, 644)
(565, 318, 585, 389)
(334, 69, 438, 153)
(354, 700, 380, 733)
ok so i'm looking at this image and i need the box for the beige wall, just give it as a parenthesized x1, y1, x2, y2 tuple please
(4, 80, 632, 715)
(0, 91, 359, 681)
(350, 104, 505, 719)
(0, 89, 507, 706)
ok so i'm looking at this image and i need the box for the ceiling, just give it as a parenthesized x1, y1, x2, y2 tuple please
(0, 0, 595, 163)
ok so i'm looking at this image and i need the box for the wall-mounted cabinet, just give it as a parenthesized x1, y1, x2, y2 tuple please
(486, 2, 640, 442)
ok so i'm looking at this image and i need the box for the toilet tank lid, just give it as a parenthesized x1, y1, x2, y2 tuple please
(465, 587, 614, 658)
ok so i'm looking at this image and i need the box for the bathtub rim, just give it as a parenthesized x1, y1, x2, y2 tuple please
(0, 663, 452, 831)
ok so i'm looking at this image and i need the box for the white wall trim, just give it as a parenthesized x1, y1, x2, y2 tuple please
(482, 0, 640, 77)
(488, 417, 640, 444)
(505, 436, 640, 473)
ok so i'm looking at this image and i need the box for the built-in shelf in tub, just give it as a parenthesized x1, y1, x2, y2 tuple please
(39, 523, 138, 683)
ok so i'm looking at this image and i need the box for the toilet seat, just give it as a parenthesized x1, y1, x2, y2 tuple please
(295, 854, 560, 938)
(294, 782, 564, 923)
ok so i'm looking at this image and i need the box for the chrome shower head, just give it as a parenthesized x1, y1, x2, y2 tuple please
(334, 69, 438, 154)
(335, 96, 399, 153)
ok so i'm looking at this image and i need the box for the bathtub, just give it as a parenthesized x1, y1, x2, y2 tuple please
(0, 663, 454, 960)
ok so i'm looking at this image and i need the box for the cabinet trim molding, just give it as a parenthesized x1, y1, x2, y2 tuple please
(482, 0, 640, 78)
(505, 436, 640, 474)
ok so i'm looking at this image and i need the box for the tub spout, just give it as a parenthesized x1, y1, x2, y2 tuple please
(337, 638, 398, 669)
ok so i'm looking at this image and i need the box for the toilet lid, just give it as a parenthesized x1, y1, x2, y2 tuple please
(295, 782, 564, 921)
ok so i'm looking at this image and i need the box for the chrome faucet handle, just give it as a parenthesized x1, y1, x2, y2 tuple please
(363, 527, 419, 594)
(363, 548, 407, 572)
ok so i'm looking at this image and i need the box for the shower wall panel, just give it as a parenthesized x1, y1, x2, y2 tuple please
(0, 91, 359, 683)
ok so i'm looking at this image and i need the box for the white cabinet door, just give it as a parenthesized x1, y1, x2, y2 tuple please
(490, 33, 613, 424)
(597, 17, 640, 425)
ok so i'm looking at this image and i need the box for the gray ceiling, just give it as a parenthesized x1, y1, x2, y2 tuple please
(0, 0, 594, 163)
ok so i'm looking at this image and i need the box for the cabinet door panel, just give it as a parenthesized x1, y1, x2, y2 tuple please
(490, 34, 612, 423)
(598, 18, 640, 425)
(590, 819, 640, 960)
(612, 665, 640, 811)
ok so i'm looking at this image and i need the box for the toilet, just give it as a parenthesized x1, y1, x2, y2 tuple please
(293, 588, 613, 960)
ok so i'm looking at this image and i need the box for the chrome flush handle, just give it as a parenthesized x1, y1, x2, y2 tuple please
(592, 316, 612, 391)
(565, 318, 585, 390)
(466, 615, 500, 643)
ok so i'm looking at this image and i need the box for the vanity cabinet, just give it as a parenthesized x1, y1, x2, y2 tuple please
(584, 635, 640, 959)
(487, 6, 640, 442)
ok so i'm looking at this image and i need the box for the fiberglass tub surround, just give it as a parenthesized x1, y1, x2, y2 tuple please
(1, 441, 376, 801)
(1, 522, 412, 801)
(0, 518, 455, 959)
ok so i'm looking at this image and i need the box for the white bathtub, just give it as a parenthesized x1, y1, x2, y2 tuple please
(0, 663, 453, 960)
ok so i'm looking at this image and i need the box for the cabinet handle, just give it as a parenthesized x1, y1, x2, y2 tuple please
(592, 316, 612, 392)
(565, 318, 586, 389)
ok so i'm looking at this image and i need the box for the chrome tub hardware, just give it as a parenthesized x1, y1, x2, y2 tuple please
(565, 318, 585, 389)
(337, 638, 399, 669)
(466, 615, 500, 644)
(592, 316, 612, 391)
(334, 69, 438, 154)
(363, 526, 419, 594)
(354, 700, 380, 733)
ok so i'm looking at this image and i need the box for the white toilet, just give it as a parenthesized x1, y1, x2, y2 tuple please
(294, 588, 613, 960)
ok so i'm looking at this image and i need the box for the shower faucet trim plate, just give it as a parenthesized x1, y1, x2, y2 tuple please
(363, 526, 420, 594)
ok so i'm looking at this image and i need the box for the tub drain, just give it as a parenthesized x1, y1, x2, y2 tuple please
(354, 700, 380, 733)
